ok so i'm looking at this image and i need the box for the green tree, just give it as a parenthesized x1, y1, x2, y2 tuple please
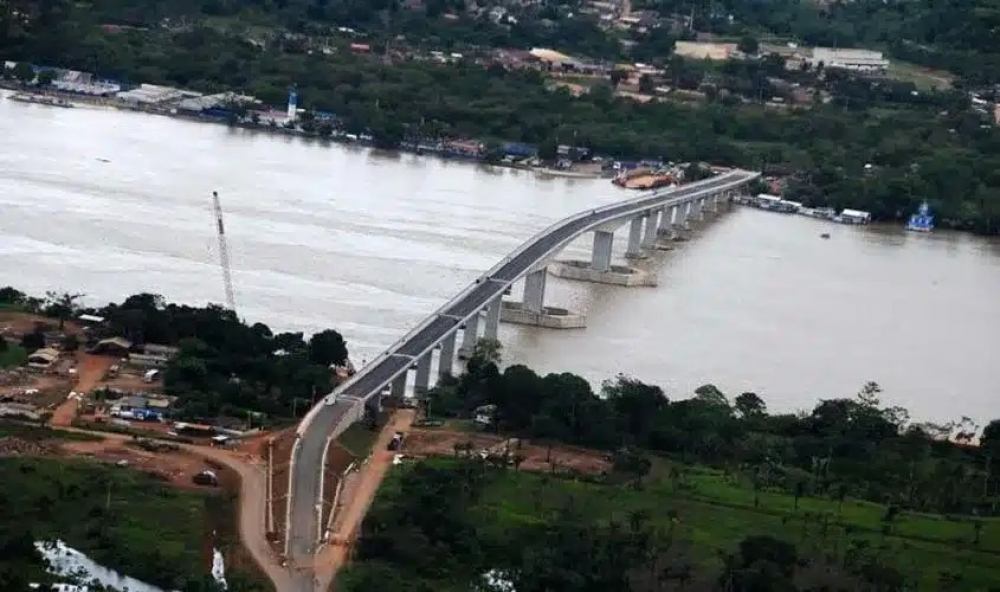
(737, 36, 759, 55)
(537, 139, 559, 162)
(36, 69, 56, 86)
(44, 291, 83, 330)
(12, 62, 34, 84)
(308, 329, 349, 367)
(734, 392, 766, 420)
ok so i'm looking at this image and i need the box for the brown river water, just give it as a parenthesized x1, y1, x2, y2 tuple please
(2, 93, 998, 423)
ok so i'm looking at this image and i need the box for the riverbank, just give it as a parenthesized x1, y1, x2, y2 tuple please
(0, 85, 610, 180)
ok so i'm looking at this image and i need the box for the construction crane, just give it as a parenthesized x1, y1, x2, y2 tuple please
(211, 191, 237, 313)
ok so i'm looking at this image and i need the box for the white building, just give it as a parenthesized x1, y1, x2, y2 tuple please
(808, 48, 889, 73)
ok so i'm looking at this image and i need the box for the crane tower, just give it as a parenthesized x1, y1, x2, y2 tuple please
(211, 191, 237, 312)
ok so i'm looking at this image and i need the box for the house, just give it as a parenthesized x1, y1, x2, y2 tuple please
(128, 344, 178, 368)
(27, 347, 60, 370)
(91, 337, 132, 357)
(674, 41, 736, 61)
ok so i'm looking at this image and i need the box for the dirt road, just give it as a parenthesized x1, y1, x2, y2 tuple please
(62, 426, 295, 591)
(314, 409, 415, 590)
(51, 354, 115, 427)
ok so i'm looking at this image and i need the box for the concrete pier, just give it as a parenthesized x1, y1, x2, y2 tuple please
(414, 352, 431, 394)
(590, 230, 614, 272)
(483, 298, 501, 340)
(624, 216, 645, 259)
(670, 206, 688, 240)
(549, 260, 657, 287)
(457, 315, 478, 359)
(641, 209, 659, 249)
(438, 332, 456, 378)
(500, 301, 586, 329)
(523, 268, 546, 312)
(390, 373, 407, 398)
(500, 267, 586, 329)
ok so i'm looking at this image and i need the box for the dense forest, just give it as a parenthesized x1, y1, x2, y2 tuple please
(433, 343, 1000, 517)
(334, 345, 1000, 591)
(2, 0, 1000, 232)
(635, 0, 1000, 86)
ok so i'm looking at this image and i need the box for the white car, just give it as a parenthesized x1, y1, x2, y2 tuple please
(324, 395, 337, 406)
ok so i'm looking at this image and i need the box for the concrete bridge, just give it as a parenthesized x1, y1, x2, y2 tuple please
(282, 169, 760, 588)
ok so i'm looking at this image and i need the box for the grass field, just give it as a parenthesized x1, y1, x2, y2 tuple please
(0, 456, 215, 589)
(383, 458, 1000, 590)
(886, 60, 954, 90)
(0, 420, 103, 441)
(0, 344, 27, 368)
(337, 422, 380, 457)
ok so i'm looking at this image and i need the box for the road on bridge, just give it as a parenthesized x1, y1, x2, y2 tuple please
(285, 170, 759, 586)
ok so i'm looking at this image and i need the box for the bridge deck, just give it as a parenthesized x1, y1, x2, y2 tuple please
(286, 169, 759, 576)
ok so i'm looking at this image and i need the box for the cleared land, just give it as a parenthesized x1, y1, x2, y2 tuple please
(402, 427, 612, 474)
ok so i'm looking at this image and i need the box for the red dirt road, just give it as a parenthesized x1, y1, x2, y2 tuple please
(51, 354, 116, 427)
(313, 409, 415, 590)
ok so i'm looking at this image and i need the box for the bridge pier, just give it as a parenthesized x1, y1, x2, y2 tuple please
(660, 205, 679, 241)
(483, 298, 502, 340)
(413, 351, 432, 394)
(552, 218, 655, 287)
(457, 315, 479, 359)
(641, 209, 660, 249)
(390, 373, 407, 398)
(365, 392, 382, 415)
(672, 204, 689, 237)
(624, 216, 645, 259)
(439, 332, 457, 378)
(590, 230, 614, 272)
(500, 267, 586, 329)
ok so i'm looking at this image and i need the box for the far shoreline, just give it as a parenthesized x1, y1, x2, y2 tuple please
(0, 85, 611, 181)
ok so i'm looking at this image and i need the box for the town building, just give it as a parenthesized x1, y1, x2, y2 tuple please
(673, 41, 736, 61)
(807, 48, 888, 73)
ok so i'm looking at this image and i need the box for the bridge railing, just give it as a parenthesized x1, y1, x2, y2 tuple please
(297, 170, 758, 435)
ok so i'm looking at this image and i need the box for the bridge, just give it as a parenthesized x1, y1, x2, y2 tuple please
(282, 169, 760, 588)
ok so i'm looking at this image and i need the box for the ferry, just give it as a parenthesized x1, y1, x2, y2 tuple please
(8, 93, 75, 108)
(906, 201, 934, 232)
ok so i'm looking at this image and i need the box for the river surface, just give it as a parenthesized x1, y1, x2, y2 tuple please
(2, 93, 999, 423)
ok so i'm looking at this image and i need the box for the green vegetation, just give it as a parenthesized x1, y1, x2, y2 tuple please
(0, 287, 351, 423)
(98, 293, 347, 421)
(340, 457, 1000, 591)
(0, 344, 28, 368)
(0, 420, 104, 441)
(636, 0, 1000, 87)
(430, 344, 1000, 520)
(337, 422, 380, 457)
(338, 343, 1000, 589)
(0, 456, 226, 591)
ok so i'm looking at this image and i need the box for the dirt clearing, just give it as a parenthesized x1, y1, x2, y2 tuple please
(402, 428, 612, 474)
(60, 439, 226, 489)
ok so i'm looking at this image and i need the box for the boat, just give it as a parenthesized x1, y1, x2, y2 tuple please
(820, 233, 830, 239)
(906, 201, 934, 232)
(8, 94, 75, 108)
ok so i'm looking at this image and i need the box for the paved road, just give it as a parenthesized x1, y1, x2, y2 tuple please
(286, 169, 759, 587)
